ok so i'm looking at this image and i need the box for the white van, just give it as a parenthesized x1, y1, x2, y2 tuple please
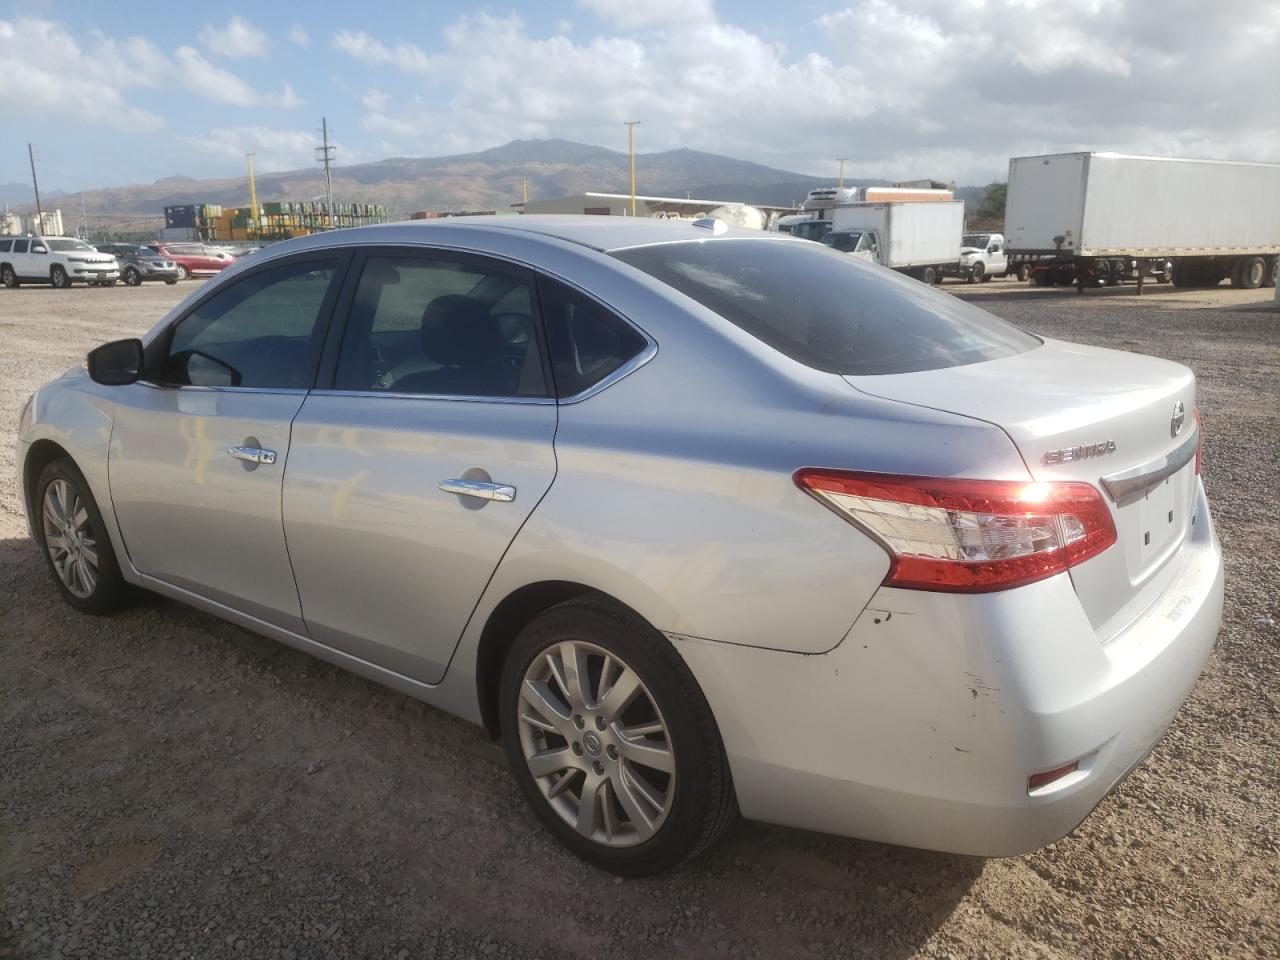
(0, 236, 120, 288)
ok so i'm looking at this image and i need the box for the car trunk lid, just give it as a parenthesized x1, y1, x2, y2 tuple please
(844, 338, 1200, 640)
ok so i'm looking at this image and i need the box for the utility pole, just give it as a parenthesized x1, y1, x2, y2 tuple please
(836, 158, 849, 189)
(522, 177, 528, 205)
(28, 143, 44, 235)
(625, 121, 641, 217)
(245, 154, 259, 240)
(79, 195, 88, 239)
(316, 117, 336, 229)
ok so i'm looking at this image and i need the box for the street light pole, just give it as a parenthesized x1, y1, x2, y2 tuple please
(625, 121, 641, 217)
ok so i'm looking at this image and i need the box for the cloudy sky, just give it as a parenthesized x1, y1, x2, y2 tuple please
(1, 0, 1277, 194)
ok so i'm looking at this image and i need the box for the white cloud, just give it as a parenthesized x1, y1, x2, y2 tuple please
(0, 19, 164, 131)
(174, 127, 320, 174)
(333, 30, 431, 71)
(199, 15, 267, 59)
(577, 0, 715, 29)
(331, 2, 1280, 183)
(288, 24, 310, 48)
(172, 47, 303, 108)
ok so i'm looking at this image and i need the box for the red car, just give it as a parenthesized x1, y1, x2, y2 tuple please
(146, 243, 236, 281)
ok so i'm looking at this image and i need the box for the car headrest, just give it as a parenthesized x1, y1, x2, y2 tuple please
(420, 295, 501, 367)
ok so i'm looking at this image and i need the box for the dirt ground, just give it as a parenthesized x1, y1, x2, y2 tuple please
(1, 277, 1277, 960)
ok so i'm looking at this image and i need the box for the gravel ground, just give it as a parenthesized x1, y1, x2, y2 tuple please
(1, 278, 1277, 960)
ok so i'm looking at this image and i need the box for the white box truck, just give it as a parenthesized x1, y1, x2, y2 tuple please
(822, 200, 964, 283)
(1005, 152, 1280, 291)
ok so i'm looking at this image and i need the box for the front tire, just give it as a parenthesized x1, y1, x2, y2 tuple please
(499, 597, 736, 876)
(50, 265, 70, 289)
(34, 459, 132, 614)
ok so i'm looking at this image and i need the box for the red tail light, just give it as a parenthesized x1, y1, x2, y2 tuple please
(794, 470, 1117, 593)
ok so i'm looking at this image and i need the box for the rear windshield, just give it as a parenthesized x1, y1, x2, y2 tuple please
(612, 239, 1039, 376)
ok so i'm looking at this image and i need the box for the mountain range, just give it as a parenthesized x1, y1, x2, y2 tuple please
(4, 139, 990, 231)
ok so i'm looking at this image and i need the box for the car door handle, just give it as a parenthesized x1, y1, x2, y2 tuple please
(438, 478, 516, 502)
(227, 445, 277, 465)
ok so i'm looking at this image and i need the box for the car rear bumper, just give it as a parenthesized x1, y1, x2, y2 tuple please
(671, 480, 1223, 856)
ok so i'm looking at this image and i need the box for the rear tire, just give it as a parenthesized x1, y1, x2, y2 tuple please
(123, 267, 142, 286)
(33, 459, 133, 614)
(1236, 256, 1265, 290)
(921, 266, 937, 285)
(175, 264, 189, 281)
(499, 597, 737, 877)
(1016, 263, 1032, 282)
(50, 265, 70, 289)
(1, 264, 17, 288)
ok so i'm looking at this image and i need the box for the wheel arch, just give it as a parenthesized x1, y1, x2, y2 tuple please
(23, 438, 74, 519)
(474, 580, 630, 738)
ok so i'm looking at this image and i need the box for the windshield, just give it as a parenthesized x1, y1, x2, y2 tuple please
(962, 234, 991, 248)
(820, 232, 861, 253)
(792, 220, 832, 242)
(46, 239, 95, 252)
(612, 239, 1039, 376)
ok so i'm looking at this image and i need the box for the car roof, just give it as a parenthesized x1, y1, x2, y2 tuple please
(276, 215, 792, 256)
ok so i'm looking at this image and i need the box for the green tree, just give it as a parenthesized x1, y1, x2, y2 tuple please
(976, 182, 1007, 223)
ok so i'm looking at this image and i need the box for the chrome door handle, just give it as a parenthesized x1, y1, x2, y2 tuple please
(227, 445, 277, 465)
(438, 478, 516, 502)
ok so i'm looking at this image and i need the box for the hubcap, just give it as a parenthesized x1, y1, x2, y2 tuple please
(517, 640, 675, 848)
(42, 478, 98, 599)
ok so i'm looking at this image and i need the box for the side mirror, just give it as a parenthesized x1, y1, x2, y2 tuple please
(87, 338, 144, 386)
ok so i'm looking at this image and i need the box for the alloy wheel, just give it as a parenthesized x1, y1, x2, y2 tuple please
(42, 478, 98, 599)
(516, 640, 675, 847)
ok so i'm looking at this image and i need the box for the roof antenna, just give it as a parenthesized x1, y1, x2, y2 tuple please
(691, 218, 729, 234)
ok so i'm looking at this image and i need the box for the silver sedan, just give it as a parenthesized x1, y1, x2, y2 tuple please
(16, 216, 1223, 875)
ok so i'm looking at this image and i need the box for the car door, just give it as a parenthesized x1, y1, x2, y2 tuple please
(282, 248, 558, 683)
(12, 238, 34, 277)
(987, 238, 1007, 274)
(107, 253, 348, 632)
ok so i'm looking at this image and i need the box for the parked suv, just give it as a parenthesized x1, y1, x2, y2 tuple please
(96, 243, 181, 286)
(0, 236, 120, 288)
(146, 242, 236, 280)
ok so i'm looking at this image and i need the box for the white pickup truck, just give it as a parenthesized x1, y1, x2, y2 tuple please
(0, 236, 120, 288)
(953, 232, 1009, 282)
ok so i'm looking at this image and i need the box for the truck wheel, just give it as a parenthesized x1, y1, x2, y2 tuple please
(1236, 256, 1265, 290)
(968, 262, 984, 284)
(1264, 258, 1277, 289)
(1, 264, 18, 288)
(1157, 260, 1173, 283)
(921, 266, 937, 285)
(50, 265, 70, 289)
(1031, 269, 1051, 287)
(1017, 263, 1032, 282)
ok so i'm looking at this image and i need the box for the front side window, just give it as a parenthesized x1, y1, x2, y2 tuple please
(163, 259, 338, 389)
(612, 239, 1039, 376)
(537, 276, 648, 397)
(13, 239, 29, 254)
(334, 255, 547, 398)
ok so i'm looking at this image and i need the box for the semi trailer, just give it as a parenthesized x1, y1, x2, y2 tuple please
(821, 200, 964, 283)
(1005, 152, 1280, 292)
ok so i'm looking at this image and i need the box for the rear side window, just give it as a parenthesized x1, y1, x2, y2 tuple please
(334, 254, 547, 398)
(0, 239, 10, 253)
(613, 239, 1039, 376)
(537, 276, 648, 397)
